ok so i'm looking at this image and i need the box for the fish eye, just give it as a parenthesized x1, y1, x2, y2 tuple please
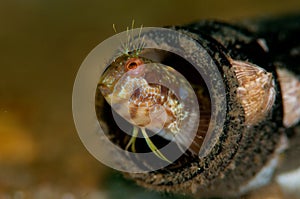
(127, 61, 137, 70)
(125, 58, 143, 71)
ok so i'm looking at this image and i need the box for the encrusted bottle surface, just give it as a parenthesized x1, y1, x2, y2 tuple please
(74, 15, 300, 198)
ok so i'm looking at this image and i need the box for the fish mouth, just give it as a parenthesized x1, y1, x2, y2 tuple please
(98, 83, 114, 96)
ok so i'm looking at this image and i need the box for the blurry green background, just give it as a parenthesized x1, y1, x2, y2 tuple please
(1, 0, 300, 198)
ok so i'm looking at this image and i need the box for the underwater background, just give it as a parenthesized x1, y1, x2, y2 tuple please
(1, 0, 300, 198)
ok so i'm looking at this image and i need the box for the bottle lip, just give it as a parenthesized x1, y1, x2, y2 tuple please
(73, 27, 228, 172)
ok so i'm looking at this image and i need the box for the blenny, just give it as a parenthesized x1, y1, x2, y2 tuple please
(98, 52, 200, 162)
